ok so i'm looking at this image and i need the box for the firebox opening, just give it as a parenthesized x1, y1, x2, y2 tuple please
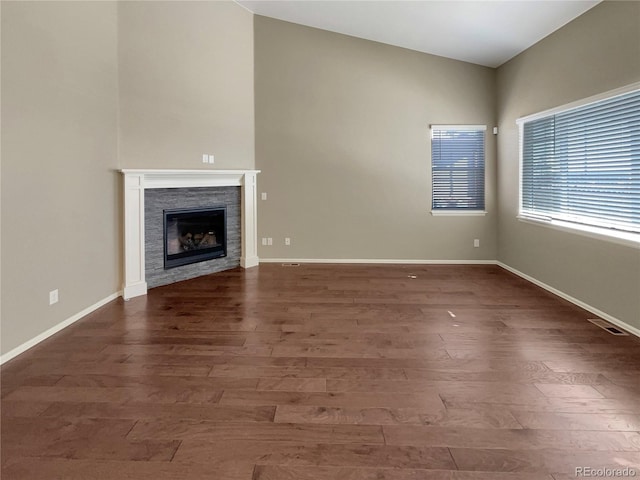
(163, 206, 227, 269)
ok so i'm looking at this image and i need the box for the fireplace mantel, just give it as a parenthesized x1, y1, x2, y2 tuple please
(120, 169, 260, 299)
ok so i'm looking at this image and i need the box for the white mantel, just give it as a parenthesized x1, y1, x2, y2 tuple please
(120, 169, 260, 299)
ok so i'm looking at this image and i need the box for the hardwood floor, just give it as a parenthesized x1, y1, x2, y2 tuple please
(2, 264, 639, 479)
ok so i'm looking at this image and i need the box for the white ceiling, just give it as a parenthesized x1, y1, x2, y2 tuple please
(237, 0, 601, 68)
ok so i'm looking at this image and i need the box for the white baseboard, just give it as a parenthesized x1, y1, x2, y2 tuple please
(3, 260, 636, 365)
(260, 258, 497, 265)
(241, 255, 260, 268)
(262, 257, 639, 338)
(0, 291, 122, 365)
(497, 262, 640, 338)
(123, 282, 147, 301)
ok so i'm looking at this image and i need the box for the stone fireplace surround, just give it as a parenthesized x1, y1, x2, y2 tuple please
(121, 169, 260, 299)
(145, 186, 239, 288)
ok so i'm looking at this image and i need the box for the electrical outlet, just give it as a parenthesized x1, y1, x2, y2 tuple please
(49, 289, 59, 305)
(261, 237, 267, 246)
(208, 154, 215, 164)
(202, 154, 208, 164)
(261, 192, 267, 200)
(267, 238, 273, 246)
(285, 237, 291, 246)
(474, 239, 480, 248)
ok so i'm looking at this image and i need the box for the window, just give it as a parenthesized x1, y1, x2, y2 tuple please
(518, 87, 640, 244)
(431, 125, 486, 214)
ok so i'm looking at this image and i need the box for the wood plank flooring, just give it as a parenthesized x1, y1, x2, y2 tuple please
(2, 264, 639, 479)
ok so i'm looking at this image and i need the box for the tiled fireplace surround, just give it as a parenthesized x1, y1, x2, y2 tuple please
(121, 170, 260, 299)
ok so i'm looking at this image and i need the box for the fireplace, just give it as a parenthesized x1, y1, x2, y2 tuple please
(121, 169, 259, 299)
(164, 206, 227, 269)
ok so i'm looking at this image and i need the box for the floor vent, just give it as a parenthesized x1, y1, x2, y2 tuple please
(281, 263, 301, 267)
(587, 318, 628, 336)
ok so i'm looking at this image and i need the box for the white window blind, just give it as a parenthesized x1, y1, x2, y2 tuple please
(519, 89, 640, 236)
(431, 125, 486, 211)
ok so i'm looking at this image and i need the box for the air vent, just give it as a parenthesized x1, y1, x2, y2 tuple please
(587, 318, 628, 336)
(281, 263, 300, 267)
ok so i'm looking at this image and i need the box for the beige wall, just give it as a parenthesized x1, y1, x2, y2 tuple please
(496, 1, 640, 329)
(255, 16, 497, 260)
(1, 1, 120, 354)
(118, 1, 255, 170)
(1, 0, 255, 357)
(3, 1, 638, 357)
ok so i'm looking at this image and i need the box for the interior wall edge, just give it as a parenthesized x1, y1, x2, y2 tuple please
(260, 258, 498, 265)
(0, 291, 122, 365)
(2, 258, 637, 366)
(497, 261, 640, 339)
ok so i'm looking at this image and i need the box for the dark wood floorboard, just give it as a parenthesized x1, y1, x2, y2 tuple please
(2, 264, 639, 479)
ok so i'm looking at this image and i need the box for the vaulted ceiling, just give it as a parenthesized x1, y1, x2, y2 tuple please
(238, 0, 601, 67)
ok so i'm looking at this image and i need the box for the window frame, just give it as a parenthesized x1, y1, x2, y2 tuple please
(516, 82, 640, 248)
(430, 124, 488, 217)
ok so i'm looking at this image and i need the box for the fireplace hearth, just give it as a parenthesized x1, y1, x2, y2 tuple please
(164, 207, 226, 269)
